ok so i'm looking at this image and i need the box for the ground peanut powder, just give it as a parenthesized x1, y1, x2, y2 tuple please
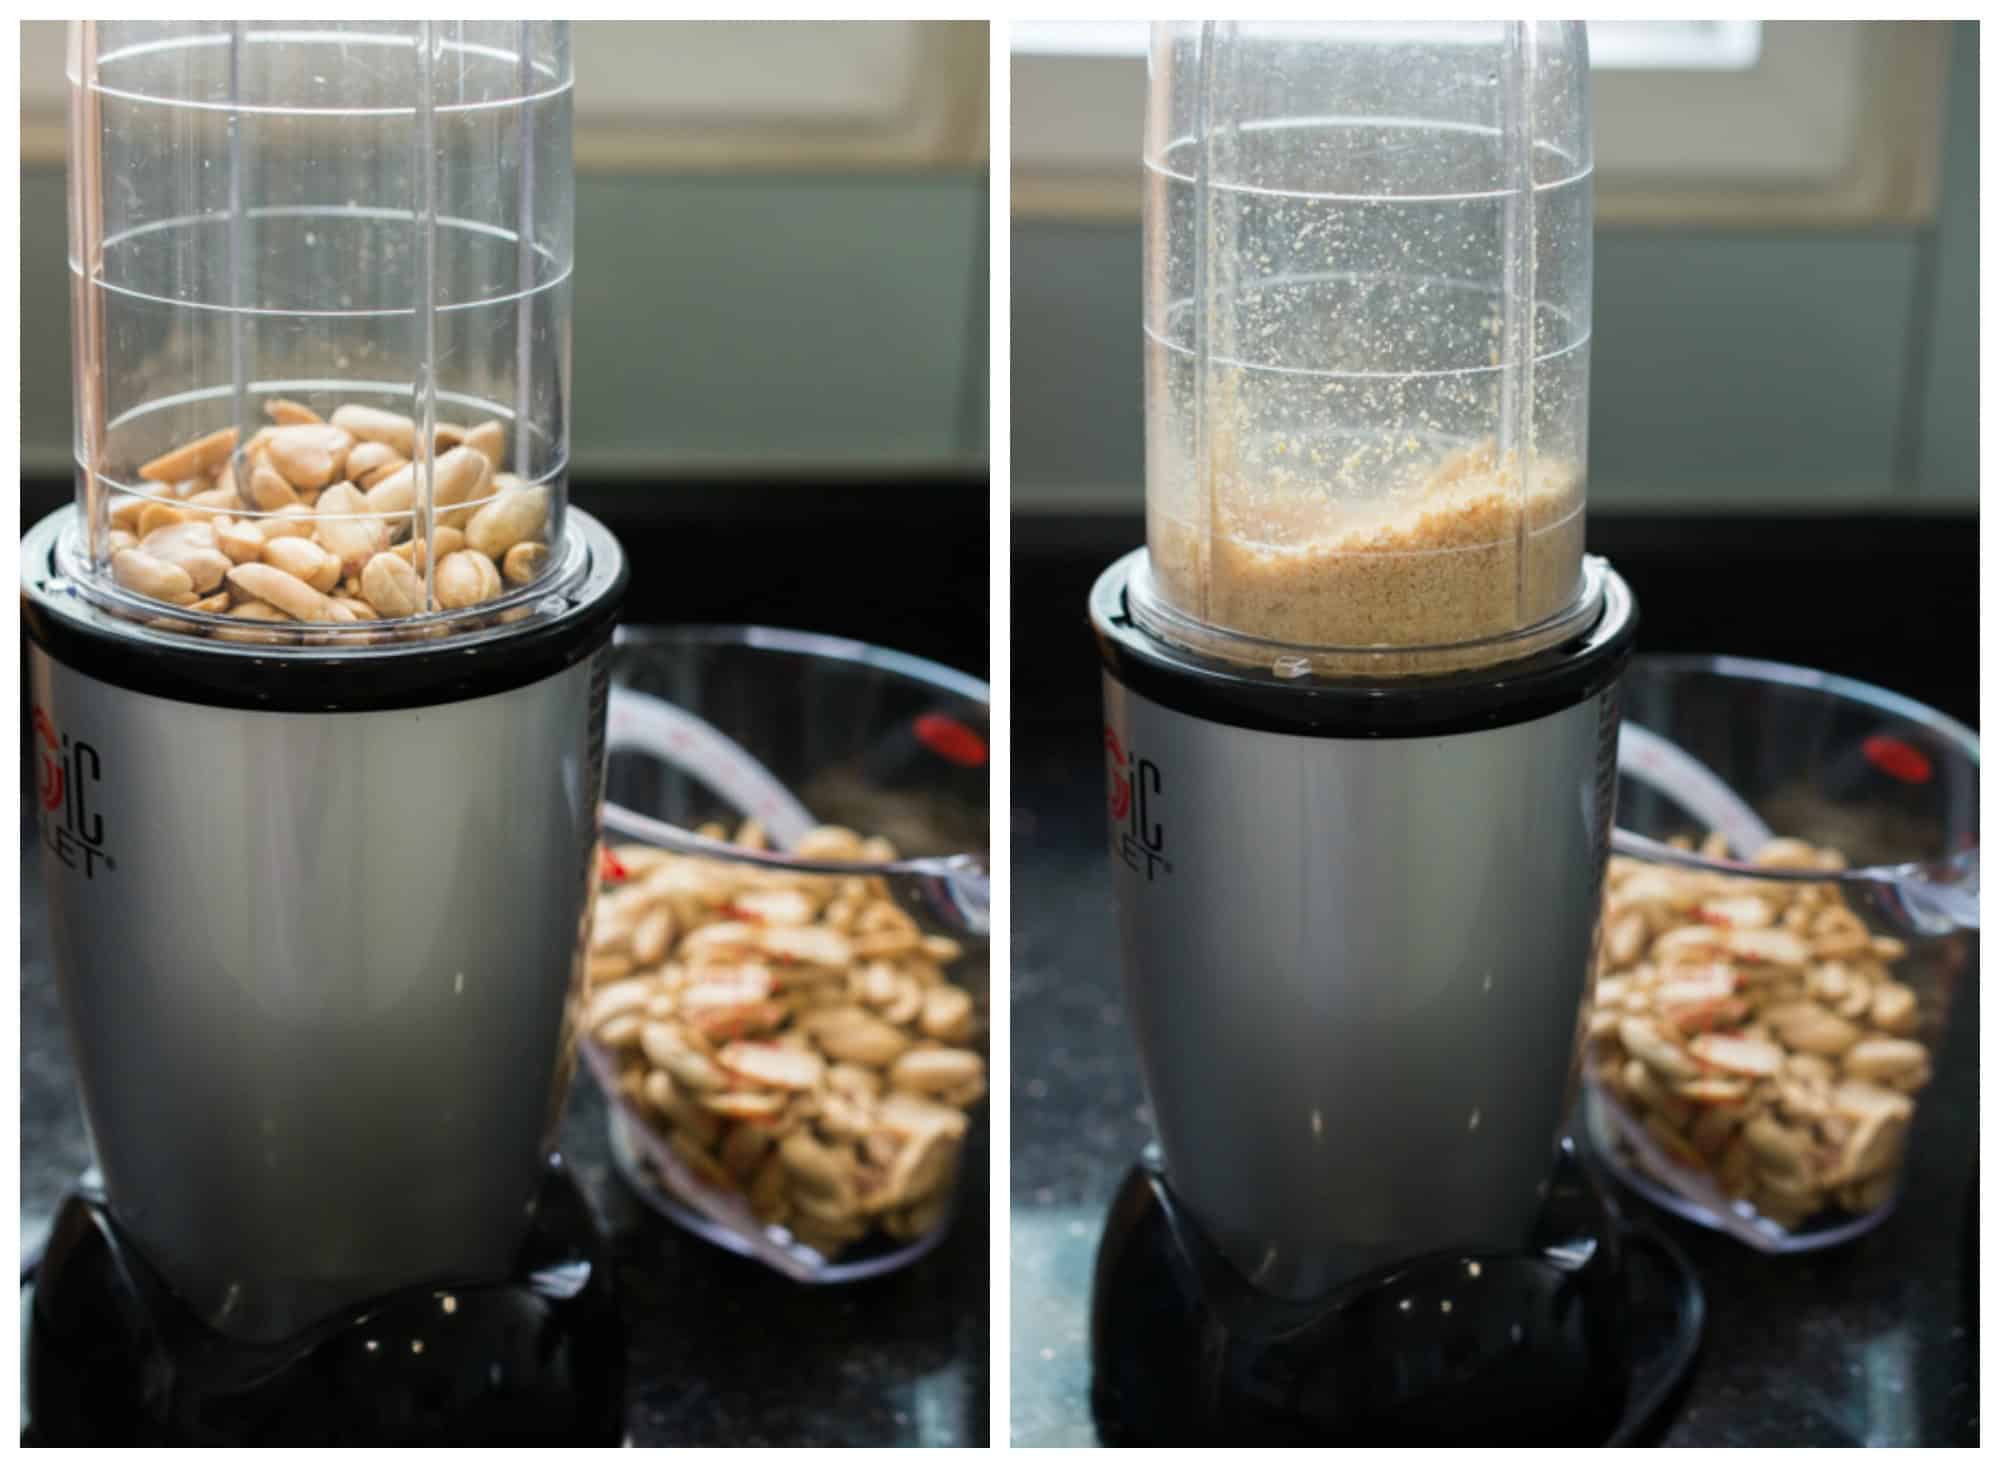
(1149, 439, 1583, 656)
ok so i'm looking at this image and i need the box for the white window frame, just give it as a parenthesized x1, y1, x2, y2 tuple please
(1010, 20, 1949, 228)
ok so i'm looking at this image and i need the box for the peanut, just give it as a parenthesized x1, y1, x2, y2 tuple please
(262, 505, 319, 541)
(184, 486, 244, 522)
(362, 444, 486, 523)
(359, 552, 425, 618)
(264, 397, 321, 426)
(214, 518, 267, 564)
(392, 528, 466, 576)
(345, 440, 400, 482)
(262, 535, 343, 594)
(359, 458, 408, 492)
(214, 601, 289, 643)
(112, 548, 193, 602)
(463, 419, 507, 469)
(137, 502, 187, 539)
(249, 463, 301, 512)
(225, 562, 335, 622)
(313, 481, 389, 579)
(264, 423, 353, 494)
(465, 483, 548, 560)
(330, 404, 416, 457)
(582, 830, 983, 1260)
(139, 521, 232, 594)
(1590, 826, 1935, 1234)
(503, 540, 550, 586)
(435, 549, 501, 608)
(139, 426, 236, 483)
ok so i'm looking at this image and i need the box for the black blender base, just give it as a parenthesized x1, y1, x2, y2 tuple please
(25, 1161, 625, 1447)
(1089, 1140, 1703, 1446)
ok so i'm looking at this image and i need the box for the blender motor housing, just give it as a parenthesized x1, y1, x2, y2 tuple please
(23, 506, 630, 1444)
(1089, 554, 1659, 1445)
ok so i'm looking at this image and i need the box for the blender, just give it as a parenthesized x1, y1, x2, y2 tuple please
(24, 22, 627, 1444)
(1087, 22, 1694, 1444)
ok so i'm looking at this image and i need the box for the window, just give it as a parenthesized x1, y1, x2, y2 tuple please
(1011, 21, 1761, 69)
(21, 21, 987, 170)
(1011, 21, 1948, 227)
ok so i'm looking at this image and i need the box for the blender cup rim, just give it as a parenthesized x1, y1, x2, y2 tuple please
(602, 623, 990, 880)
(22, 505, 627, 712)
(1125, 547, 1608, 671)
(1095, 550, 1636, 740)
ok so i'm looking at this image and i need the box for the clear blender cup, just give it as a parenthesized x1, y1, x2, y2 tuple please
(1135, 21, 1595, 675)
(66, 20, 572, 638)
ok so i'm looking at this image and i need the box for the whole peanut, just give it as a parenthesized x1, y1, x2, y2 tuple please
(329, 404, 416, 457)
(435, 549, 501, 608)
(139, 426, 236, 483)
(262, 535, 343, 594)
(359, 552, 425, 618)
(465, 483, 548, 560)
(264, 424, 353, 494)
(249, 463, 301, 512)
(112, 548, 193, 602)
(463, 419, 507, 469)
(313, 481, 389, 579)
(226, 562, 335, 622)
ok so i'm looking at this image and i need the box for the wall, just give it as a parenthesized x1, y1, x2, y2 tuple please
(18, 21, 989, 482)
(1012, 21, 1978, 513)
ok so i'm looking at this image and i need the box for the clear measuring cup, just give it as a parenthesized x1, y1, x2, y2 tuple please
(1589, 655, 1978, 1250)
(1134, 21, 1595, 673)
(582, 627, 991, 1283)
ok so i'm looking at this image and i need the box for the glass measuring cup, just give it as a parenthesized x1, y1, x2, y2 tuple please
(581, 626, 990, 1282)
(1588, 655, 1978, 1250)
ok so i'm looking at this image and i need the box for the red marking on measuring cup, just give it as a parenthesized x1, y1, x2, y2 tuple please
(915, 713, 987, 768)
(1862, 734, 1932, 784)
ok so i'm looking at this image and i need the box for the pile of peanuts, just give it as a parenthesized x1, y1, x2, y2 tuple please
(99, 398, 550, 640)
(583, 822, 986, 1260)
(1589, 834, 1933, 1230)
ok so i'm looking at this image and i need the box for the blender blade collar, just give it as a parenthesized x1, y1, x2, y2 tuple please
(25, 1162, 626, 1447)
(1088, 1141, 1703, 1446)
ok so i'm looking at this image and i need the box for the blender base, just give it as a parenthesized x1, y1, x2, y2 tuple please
(24, 1161, 625, 1447)
(1089, 1139, 1702, 1446)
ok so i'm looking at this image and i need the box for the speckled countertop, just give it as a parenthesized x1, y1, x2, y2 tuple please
(21, 810, 989, 1448)
(1009, 728, 1979, 1448)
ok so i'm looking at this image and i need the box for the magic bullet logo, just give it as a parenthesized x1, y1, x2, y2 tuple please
(35, 706, 114, 879)
(1104, 724, 1169, 881)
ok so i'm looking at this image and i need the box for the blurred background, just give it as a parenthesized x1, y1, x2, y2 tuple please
(1010, 20, 1976, 726)
(19, 20, 991, 676)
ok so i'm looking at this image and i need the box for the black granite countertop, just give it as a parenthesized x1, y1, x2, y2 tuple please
(20, 807, 989, 1447)
(1008, 518, 1979, 1448)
